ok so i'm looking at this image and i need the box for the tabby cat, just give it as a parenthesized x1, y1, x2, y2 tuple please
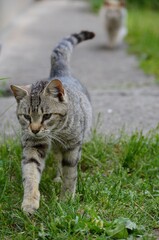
(103, 0, 127, 48)
(11, 31, 95, 214)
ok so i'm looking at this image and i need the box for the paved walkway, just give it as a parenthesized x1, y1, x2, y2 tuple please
(0, 0, 159, 136)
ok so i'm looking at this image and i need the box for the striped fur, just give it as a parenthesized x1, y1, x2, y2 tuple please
(10, 31, 95, 214)
(50, 31, 95, 78)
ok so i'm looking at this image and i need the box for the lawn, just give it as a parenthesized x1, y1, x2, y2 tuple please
(0, 129, 159, 239)
(126, 9, 159, 80)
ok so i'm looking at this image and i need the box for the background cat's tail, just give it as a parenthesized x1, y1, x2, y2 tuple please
(50, 31, 95, 78)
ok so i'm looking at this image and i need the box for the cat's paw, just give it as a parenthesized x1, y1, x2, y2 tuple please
(53, 176, 62, 183)
(22, 197, 39, 214)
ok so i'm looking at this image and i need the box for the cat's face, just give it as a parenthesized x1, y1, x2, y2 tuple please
(11, 79, 68, 138)
(105, 0, 125, 21)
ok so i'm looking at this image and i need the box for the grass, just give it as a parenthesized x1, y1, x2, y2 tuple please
(0, 78, 11, 97)
(87, 0, 104, 13)
(126, 0, 159, 10)
(88, 0, 159, 13)
(126, 9, 159, 80)
(0, 129, 159, 239)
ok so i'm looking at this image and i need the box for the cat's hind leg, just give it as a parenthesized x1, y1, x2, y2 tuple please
(53, 150, 62, 183)
(60, 146, 81, 199)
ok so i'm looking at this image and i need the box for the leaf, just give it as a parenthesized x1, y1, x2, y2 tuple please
(114, 217, 137, 231)
(106, 218, 138, 239)
(106, 224, 128, 239)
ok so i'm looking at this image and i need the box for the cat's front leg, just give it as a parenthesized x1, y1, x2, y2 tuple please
(60, 146, 81, 199)
(21, 143, 48, 214)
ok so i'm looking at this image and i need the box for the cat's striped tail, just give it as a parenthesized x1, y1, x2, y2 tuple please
(50, 31, 95, 78)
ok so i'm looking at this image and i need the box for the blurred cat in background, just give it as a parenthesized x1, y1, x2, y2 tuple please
(102, 0, 127, 48)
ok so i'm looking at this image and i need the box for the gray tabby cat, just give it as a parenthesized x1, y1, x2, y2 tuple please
(103, 0, 127, 48)
(11, 31, 95, 214)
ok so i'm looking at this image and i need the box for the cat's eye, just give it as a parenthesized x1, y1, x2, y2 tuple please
(42, 113, 52, 121)
(23, 114, 31, 122)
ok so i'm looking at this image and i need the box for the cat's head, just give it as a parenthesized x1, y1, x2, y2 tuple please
(11, 79, 68, 138)
(105, 0, 126, 21)
(105, 0, 126, 8)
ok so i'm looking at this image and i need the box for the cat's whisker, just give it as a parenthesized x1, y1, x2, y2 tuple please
(52, 134, 67, 148)
(48, 133, 67, 149)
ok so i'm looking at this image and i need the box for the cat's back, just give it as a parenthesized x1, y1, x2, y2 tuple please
(53, 76, 91, 103)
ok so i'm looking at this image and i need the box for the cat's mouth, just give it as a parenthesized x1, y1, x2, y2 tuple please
(26, 130, 49, 139)
(32, 135, 45, 139)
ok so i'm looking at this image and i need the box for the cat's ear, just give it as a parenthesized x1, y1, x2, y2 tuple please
(10, 85, 31, 102)
(119, 0, 126, 7)
(104, 0, 110, 7)
(43, 79, 65, 102)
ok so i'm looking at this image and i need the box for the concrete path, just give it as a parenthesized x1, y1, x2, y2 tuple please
(0, 0, 159, 136)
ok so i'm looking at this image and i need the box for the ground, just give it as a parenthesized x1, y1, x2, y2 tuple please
(0, 0, 159, 136)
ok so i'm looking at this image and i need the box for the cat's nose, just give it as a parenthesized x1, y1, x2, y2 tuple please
(30, 123, 41, 134)
(32, 129, 40, 134)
